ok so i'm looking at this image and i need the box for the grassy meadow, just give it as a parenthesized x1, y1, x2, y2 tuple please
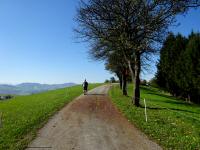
(109, 84, 200, 150)
(0, 84, 101, 150)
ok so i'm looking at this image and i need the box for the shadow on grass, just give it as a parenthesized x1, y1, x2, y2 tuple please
(145, 93, 196, 109)
(141, 106, 197, 114)
(147, 92, 178, 100)
(140, 106, 200, 124)
(141, 86, 193, 107)
(141, 86, 177, 99)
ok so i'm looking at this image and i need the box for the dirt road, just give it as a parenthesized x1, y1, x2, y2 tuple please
(27, 85, 162, 150)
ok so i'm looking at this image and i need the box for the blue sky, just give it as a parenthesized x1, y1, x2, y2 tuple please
(0, 0, 199, 84)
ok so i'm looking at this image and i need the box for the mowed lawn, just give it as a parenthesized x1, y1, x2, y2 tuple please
(0, 84, 101, 150)
(109, 84, 200, 150)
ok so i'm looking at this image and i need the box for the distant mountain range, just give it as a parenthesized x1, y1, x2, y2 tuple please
(0, 83, 76, 95)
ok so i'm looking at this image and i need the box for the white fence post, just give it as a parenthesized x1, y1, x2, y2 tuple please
(144, 98, 148, 122)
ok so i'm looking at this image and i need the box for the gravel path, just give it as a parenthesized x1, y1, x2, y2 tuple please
(27, 85, 162, 150)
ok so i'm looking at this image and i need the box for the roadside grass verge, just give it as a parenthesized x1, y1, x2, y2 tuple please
(0, 83, 101, 150)
(109, 84, 200, 150)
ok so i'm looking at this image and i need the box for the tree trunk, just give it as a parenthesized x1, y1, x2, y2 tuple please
(127, 60, 136, 101)
(133, 53, 141, 107)
(122, 69, 127, 96)
(117, 73, 122, 90)
(187, 94, 191, 103)
(119, 78, 122, 90)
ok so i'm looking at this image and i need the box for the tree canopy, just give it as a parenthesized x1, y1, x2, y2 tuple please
(75, 0, 200, 106)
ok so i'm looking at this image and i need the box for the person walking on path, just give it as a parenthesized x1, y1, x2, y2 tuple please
(82, 79, 88, 95)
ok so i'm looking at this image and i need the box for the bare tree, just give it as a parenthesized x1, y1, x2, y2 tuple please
(75, 0, 200, 106)
(89, 39, 130, 95)
(105, 52, 129, 96)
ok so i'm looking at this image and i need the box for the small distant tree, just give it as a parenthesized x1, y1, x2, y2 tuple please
(149, 77, 158, 87)
(104, 79, 109, 83)
(5, 95, 12, 99)
(141, 80, 147, 86)
(110, 77, 116, 83)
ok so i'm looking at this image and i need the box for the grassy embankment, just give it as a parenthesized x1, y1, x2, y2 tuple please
(0, 84, 101, 150)
(109, 84, 200, 150)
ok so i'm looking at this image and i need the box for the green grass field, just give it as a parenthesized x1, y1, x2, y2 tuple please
(109, 84, 200, 150)
(0, 84, 100, 150)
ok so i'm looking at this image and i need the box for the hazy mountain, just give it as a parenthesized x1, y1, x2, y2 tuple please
(0, 84, 22, 95)
(0, 83, 76, 95)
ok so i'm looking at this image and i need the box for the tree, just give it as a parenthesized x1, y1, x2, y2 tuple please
(88, 38, 129, 95)
(156, 32, 200, 104)
(156, 33, 175, 90)
(105, 79, 109, 83)
(110, 77, 116, 83)
(157, 33, 188, 96)
(76, 0, 200, 106)
(105, 51, 129, 95)
(183, 33, 200, 103)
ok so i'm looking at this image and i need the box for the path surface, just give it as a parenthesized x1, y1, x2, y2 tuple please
(27, 85, 162, 150)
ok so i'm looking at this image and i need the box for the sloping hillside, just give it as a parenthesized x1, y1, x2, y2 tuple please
(0, 84, 100, 150)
